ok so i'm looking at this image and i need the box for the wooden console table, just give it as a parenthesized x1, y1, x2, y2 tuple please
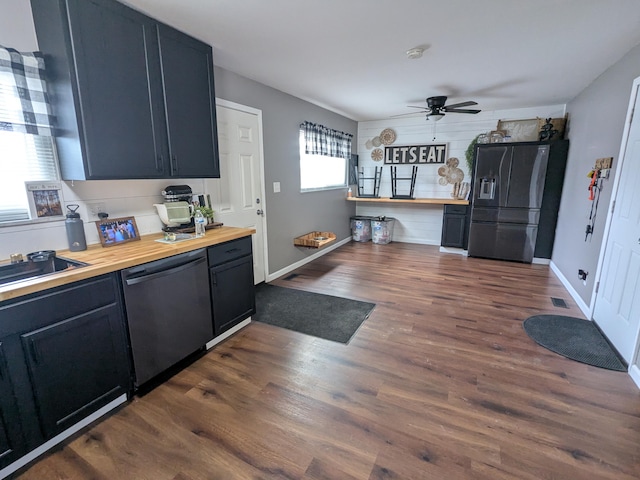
(347, 197, 468, 206)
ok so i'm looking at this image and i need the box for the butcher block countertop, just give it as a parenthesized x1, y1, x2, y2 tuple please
(0, 226, 255, 302)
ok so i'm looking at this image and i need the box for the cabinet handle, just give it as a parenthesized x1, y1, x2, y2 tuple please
(156, 154, 164, 174)
(211, 271, 217, 286)
(29, 339, 41, 364)
(0, 345, 5, 381)
(171, 155, 179, 175)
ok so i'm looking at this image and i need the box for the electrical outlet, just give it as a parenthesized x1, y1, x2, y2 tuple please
(578, 269, 588, 281)
(87, 202, 106, 217)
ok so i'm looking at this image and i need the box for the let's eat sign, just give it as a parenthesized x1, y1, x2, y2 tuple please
(384, 144, 448, 164)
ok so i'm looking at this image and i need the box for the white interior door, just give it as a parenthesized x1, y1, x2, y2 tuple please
(593, 82, 640, 363)
(205, 101, 267, 284)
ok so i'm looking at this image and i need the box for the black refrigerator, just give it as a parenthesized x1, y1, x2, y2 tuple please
(467, 142, 551, 263)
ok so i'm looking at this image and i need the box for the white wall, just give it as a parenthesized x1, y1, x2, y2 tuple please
(357, 105, 566, 244)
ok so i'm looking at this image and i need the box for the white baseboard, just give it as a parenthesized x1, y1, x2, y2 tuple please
(205, 318, 251, 350)
(629, 364, 640, 390)
(550, 261, 591, 317)
(0, 394, 127, 480)
(438, 246, 468, 256)
(267, 237, 351, 282)
(532, 257, 550, 265)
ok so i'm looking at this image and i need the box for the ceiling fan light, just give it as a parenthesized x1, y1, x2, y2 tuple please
(428, 113, 444, 122)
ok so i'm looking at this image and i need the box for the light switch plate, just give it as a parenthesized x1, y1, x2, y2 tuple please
(273, 182, 281, 193)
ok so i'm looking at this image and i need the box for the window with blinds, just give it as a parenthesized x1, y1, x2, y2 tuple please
(0, 46, 59, 224)
(0, 132, 58, 222)
(299, 123, 351, 192)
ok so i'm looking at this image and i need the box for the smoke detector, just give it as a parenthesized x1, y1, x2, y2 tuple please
(406, 47, 425, 60)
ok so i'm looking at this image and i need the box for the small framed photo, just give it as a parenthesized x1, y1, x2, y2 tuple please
(25, 181, 64, 219)
(95, 216, 140, 247)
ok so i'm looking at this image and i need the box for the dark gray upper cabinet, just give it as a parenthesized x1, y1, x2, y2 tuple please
(30, 0, 220, 180)
(159, 24, 219, 178)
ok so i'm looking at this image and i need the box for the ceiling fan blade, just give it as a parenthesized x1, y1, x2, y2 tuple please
(390, 111, 427, 118)
(407, 105, 429, 110)
(445, 108, 481, 114)
(443, 100, 478, 109)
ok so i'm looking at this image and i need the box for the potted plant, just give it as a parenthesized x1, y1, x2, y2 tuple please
(465, 134, 482, 175)
(193, 205, 215, 224)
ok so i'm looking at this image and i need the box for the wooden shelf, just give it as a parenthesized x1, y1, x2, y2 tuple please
(294, 231, 336, 248)
(347, 197, 468, 205)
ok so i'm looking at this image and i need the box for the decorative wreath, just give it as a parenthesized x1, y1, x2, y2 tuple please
(437, 157, 464, 185)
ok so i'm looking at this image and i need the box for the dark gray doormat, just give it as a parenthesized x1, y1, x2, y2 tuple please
(254, 284, 375, 344)
(523, 315, 626, 371)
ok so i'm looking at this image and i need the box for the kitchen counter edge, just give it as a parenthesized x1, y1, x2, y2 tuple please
(0, 227, 256, 302)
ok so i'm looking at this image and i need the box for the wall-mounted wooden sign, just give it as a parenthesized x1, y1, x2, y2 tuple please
(384, 144, 448, 164)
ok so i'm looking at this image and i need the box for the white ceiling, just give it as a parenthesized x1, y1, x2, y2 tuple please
(124, 0, 640, 121)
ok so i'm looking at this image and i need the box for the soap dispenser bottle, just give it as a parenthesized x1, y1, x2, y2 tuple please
(65, 204, 87, 251)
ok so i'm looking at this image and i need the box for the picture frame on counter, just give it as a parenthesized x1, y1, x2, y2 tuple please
(25, 181, 64, 219)
(96, 216, 140, 247)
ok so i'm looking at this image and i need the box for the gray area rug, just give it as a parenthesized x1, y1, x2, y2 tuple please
(523, 315, 626, 371)
(254, 284, 375, 344)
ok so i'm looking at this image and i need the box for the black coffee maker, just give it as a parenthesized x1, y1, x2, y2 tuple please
(161, 185, 193, 203)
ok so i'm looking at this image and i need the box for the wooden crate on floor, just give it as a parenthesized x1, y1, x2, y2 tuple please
(293, 231, 336, 248)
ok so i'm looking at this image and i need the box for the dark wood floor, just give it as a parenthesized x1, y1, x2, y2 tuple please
(16, 242, 640, 479)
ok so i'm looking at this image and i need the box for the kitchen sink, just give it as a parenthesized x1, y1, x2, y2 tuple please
(0, 256, 88, 287)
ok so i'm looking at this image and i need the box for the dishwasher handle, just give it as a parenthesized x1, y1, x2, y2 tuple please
(124, 255, 207, 286)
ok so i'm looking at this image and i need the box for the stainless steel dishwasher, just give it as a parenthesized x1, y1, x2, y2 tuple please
(121, 248, 213, 388)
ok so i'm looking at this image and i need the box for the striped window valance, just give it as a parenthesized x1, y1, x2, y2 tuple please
(300, 121, 353, 159)
(0, 45, 55, 136)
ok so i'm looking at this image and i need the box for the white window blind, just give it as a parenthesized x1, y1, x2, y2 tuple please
(0, 46, 58, 223)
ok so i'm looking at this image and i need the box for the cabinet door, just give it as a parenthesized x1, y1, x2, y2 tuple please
(66, 0, 169, 178)
(20, 305, 129, 439)
(210, 256, 256, 335)
(158, 24, 220, 178)
(441, 214, 467, 248)
(0, 341, 25, 469)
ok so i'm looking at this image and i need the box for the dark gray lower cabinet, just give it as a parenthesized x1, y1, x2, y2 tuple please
(441, 205, 470, 248)
(0, 274, 130, 469)
(208, 237, 256, 335)
(0, 341, 24, 468)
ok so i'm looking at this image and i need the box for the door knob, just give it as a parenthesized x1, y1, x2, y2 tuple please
(257, 209, 264, 216)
